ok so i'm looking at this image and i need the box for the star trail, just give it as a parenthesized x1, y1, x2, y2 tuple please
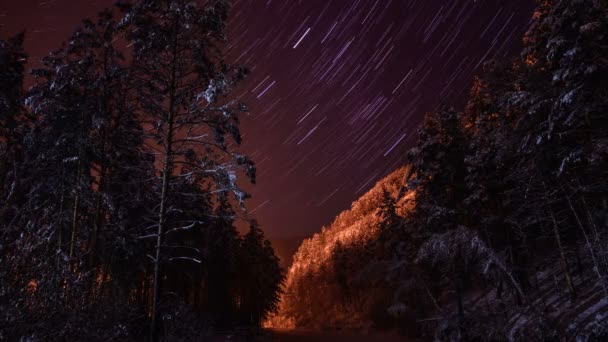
(0, 0, 535, 238)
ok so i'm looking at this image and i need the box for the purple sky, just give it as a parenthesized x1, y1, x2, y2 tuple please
(0, 0, 535, 238)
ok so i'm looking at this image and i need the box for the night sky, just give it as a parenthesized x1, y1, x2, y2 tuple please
(0, 0, 535, 238)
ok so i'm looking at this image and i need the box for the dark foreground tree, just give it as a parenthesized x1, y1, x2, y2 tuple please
(407, 106, 470, 327)
(0, 32, 29, 341)
(117, 0, 255, 339)
(238, 220, 284, 326)
(0, 32, 27, 197)
(0, 1, 283, 341)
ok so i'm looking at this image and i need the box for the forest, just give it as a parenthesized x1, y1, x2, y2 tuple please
(0, 1, 283, 341)
(268, 0, 608, 341)
(1, 0, 608, 341)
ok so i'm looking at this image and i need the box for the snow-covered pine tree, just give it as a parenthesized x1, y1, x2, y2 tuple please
(501, 0, 608, 301)
(117, 1, 255, 338)
(26, 22, 113, 303)
(528, 0, 608, 296)
(463, 61, 534, 296)
(407, 107, 468, 235)
(407, 106, 470, 328)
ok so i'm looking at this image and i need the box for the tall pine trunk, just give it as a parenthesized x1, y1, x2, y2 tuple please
(90, 129, 108, 265)
(542, 181, 576, 300)
(58, 189, 65, 252)
(150, 17, 179, 341)
(581, 196, 607, 268)
(68, 193, 80, 261)
(150, 103, 175, 342)
(65, 157, 82, 304)
(69, 157, 82, 263)
(0, 133, 11, 197)
(90, 48, 112, 263)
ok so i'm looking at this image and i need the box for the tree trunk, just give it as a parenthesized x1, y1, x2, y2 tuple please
(453, 259, 464, 326)
(497, 263, 526, 304)
(548, 204, 576, 300)
(0, 117, 15, 198)
(575, 247, 584, 276)
(422, 280, 442, 313)
(150, 17, 179, 341)
(150, 112, 175, 342)
(58, 189, 65, 252)
(68, 159, 82, 264)
(90, 47, 112, 264)
(0, 135, 10, 197)
(90, 154, 107, 268)
(66, 162, 81, 304)
(564, 191, 608, 297)
(582, 196, 608, 268)
(69, 194, 80, 259)
(91, 193, 102, 257)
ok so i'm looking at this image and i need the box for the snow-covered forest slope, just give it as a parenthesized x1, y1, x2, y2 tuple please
(268, 0, 608, 340)
(266, 167, 414, 330)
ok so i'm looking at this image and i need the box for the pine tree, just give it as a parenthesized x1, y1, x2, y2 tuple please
(238, 220, 284, 326)
(407, 107, 470, 328)
(502, 0, 608, 300)
(1, 1, 286, 339)
(0, 32, 28, 340)
(24, 9, 149, 306)
(0, 32, 27, 199)
(117, 1, 255, 338)
(463, 61, 535, 294)
(408, 107, 468, 235)
(27, 30, 103, 303)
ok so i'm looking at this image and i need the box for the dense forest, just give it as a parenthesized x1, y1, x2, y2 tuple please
(0, 1, 283, 341)
(2, 0, 608, 341)
(269, 0, 608, 341)
(266, 167, 415, 330)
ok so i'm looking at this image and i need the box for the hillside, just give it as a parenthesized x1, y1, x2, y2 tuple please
(268, 161, 608, 339)
(266, 1, 608, 340)
(266, 166, 415, 330)
(288, 166, 413, 279)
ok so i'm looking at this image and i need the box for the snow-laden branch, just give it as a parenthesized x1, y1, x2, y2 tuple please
(138, 234, 159, 239)
(168, 257, 202, 264)
(161, 245, 201, 253)
(164, 221, 198, 235)
(417, 226, 525, 301)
